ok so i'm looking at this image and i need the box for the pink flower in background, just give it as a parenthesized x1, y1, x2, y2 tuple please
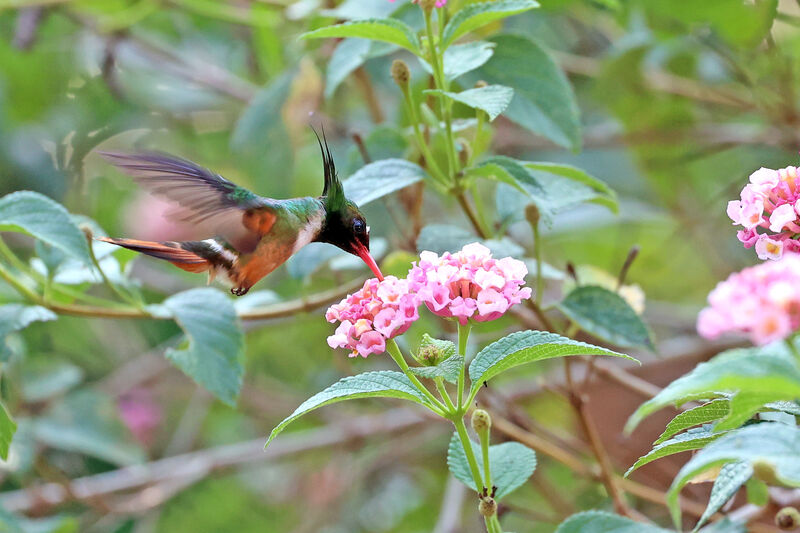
(326, 276, 420, 357)
(125, 194, 196, 242)
(697, 255, 800, 345)
(118, 389, 162, 446)
(407, 243, 532, 325)
(728, 166, 800, 260)
(389, 0, 447, 7)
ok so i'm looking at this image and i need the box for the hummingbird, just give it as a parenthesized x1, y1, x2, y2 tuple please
(97, 132, 383, 296)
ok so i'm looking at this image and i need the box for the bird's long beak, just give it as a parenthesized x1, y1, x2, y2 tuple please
(356, 245, 384, 281)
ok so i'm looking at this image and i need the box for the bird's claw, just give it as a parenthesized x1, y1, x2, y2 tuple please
(231, 286, 249, 296)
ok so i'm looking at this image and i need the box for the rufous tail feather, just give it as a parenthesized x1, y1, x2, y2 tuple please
(96, 237, 211, 274)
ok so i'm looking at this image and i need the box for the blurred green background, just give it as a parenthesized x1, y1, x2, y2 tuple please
(0, 0, 796, 531)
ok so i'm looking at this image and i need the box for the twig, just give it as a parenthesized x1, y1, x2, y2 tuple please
(0, 408, 429, 512)
(353, 67, 384, 124)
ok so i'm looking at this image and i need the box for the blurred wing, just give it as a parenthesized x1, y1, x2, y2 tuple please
(100, 151, 277, 253)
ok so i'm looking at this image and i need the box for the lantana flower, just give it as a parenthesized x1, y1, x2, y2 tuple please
(407, 243, 532, 325)
(697, 254, 800, 345)
(326, 276, 420, 357)
(728, 166, 800, 260)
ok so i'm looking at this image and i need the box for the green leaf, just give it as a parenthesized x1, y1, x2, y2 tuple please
(525, 162, 618, 214)
(558, 286, 654, 349)
(441, 41, 496, 81)
(426, 85, 514, 121)
(416, 224, 524, 258)
(447, 432, 536, 499)
(0, 191, 92, 265)
(410, 354, 464, 384)
(468, 330, 636, 397)
(464, 34, 581, 150)
(21, 359, 83, 403)
(694, 461, 753, 532)
(655, 399, 730, 444)
(441, 0, 539, 49)
(31, 390, 144, 465)
(667, 423, 800, 527)
(0, 401, 16, 461)
(325, 39, 396, 99)
(472, 155, 543, 193)
(0, 305, 57, 361)
(625, 345, 800, 433)
(626, 425, 726, 476)
(266, 371, 437, 447)
(745, 476, 769, 506)
(156, 288, 245, 407)
(300, 18, 420, 54)
(343, 159, 428, 206)
(555, 511, 672, 533)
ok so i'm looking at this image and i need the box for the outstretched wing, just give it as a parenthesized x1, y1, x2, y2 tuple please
(100, 151, 277, 253)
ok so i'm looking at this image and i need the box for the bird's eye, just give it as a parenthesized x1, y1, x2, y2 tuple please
(353, 219, 366, 234)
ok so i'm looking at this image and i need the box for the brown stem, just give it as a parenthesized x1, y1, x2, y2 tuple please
(353, 66, 384, 124)
(456, 191, 487, 239)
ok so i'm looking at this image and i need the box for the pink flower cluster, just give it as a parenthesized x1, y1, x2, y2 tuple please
(326, 276, 420, 358)
(388, 0, 447, 8)
(697, 254, 800, 345)
(407, 243, 532, 325)
(728, 166, 800, 260)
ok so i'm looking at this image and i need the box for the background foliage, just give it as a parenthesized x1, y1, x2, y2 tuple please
(0, 0, 799, 531)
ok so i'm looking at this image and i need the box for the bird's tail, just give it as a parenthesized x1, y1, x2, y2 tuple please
(96, 237, 215, 274)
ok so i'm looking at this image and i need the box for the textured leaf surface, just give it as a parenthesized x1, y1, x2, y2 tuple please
(473, 155, 542, 193)
(468, 330, 635, 396)
(0, 305, 57, 361)
(626, 345, 800, 432)
(668, 423, 800, 526)
(555, 511, 672, 533)
(0, 191, 91, 265)
(694, 462, 753, 531)
(441, 0, 539, 48)
(626, 425, 725, 476)
(441, 41, 496, 81)
(656, 399, 730, 444)
(409, 354, 464, 384)
(465, 35, 581, 150)
(266, 371, 436, 446)
(157, 288, 244, 407)
(447, 432, 536, 499)
(426, 85, 514, 121)
(559, 285, 653, 349)
(525, 162, 618, 214)
(0, 402, 16, 461)
(31, 390, 144, 465)
(301, 18, 420, 53)
(343, 159, 428, 206)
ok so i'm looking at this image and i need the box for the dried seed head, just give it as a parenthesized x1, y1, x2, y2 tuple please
(471, 409, 491, 434)
(391, 59, 410, 88)
(525, 203, 540, 227)
(478, 497, 497, 517)
(776, 507, 800, 530)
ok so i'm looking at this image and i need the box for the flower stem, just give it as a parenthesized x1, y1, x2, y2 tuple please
(435, 377, 457, 412)
(785, 336, 800, 364)
(386, 339, 449, 415)
(479, 420, 492, 491)
(456, 322, 472, 411)
(424, 9, 459, 177)
(401, 86, 449, 185)
(453, 415, 484, 491)
(532, 218, 544, 308)
(486, 515, 502, 533)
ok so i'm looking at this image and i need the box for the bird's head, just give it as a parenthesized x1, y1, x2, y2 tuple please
(313, 128, 383, 281)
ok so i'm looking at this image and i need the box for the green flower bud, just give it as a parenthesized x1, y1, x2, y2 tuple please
(478, 497, 497, 517)
(776, 507, 800, 530)
(391, 59, 410, 89)
(525, 203, 540, 228)
(471, 408, 491, 434)
(414, 333, 456, 366)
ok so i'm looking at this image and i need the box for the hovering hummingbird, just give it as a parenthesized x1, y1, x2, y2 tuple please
(97, 132, 383, 296)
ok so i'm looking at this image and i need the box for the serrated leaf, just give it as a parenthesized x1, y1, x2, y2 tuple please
(343, 159, 428, 206)
(157, 288, 244, 407)
(668, 423, 800, 527)
(441, 0, 539, 49)
(0, 191, 92, 265)
(447, 432, 536, 499)
(626, 345, 800, 433)
(626, 425, 726, 476)
(472, 155, 543, 193)
(31, 390, 144, 465)
(468, 330, 637, 397)
(325, 39, 396, 98)
(558, 285, 654, 349)
(0, 305, 57, 361)
(266, 371, 437, 447)
(300, 18, 420, 54)
(426, 85, 514, 121)
(656, 399, 730, 445)
(410, 354, 464, 384)
(416, 224, 524, 258)
(0, 402, 16, 461)
(555, 510, 672, 533)
(693, 461, 752, 532)
(464, 35, 581, 150)
(441, 41, 496, 81)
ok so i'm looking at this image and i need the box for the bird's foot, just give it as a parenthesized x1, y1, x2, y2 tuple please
(231, 286, 250, 296)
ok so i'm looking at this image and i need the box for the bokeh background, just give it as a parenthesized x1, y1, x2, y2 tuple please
(0, 0, 798, 531)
